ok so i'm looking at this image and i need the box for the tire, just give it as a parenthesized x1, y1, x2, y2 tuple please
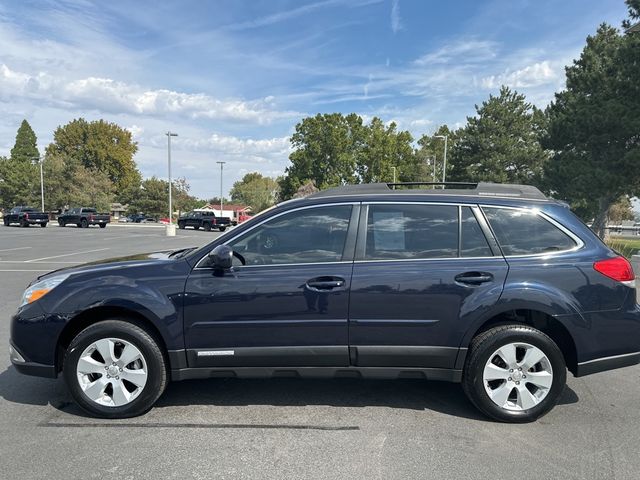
(462, 324, 566, 423)
(63, 320, 168, 419)
(178, 222, 185, 230)
(99, 223, 106, 228)
(20, 219, 29, 228)
(59, 220, 66, 227)
(3, 218, 8, 226)
(40, 222, 47, 228)
(203, 222, 211, 232)
(81, 219, 88, 228)
(218, 226, 226, 232)
(193, 225, 199, 230)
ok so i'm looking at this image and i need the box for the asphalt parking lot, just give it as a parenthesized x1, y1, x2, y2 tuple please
(0, 224, 639, 479)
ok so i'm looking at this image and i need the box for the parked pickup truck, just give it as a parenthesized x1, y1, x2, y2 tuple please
(3, 206, 49, 227)
(177, 210, 231, 231)
(58, 207, 110, 228)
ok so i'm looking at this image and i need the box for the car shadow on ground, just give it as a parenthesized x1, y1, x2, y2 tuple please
(0, 366, 580, 422)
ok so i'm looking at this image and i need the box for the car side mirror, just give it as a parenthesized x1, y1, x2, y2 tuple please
(208, 245, 233, 270)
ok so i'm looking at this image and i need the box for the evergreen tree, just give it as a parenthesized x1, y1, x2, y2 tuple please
(10, 119, 39, 163)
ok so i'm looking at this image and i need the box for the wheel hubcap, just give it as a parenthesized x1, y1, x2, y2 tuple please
(483, 342, 553, 411)
(76, 337, 148, 407)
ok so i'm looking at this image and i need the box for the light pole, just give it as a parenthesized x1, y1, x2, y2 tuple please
(216, 161, 226, 215)
(30, 156, 44, 212)
(166, 132, 178, 224)
(391, 166, 397, 184)
(433, 135, 448, 187)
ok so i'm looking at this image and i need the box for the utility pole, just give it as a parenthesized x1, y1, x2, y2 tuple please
(31, 156, 44, 211)
(216, 161, 226, 215)
(166, 132, 178, 223)
(433, 135, 448, 187)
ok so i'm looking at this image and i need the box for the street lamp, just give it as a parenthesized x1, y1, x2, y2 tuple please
(433, 135, 448, 187)
(166, 132, 178, 224)
(216, 161, 226, 215)
(391, 166, 397, 184)
(30, 156, 44, 212)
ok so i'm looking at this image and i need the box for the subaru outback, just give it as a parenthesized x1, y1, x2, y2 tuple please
(9, 182, 640, 422)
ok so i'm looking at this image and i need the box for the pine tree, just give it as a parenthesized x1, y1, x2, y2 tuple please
(10, 119, 39, 163)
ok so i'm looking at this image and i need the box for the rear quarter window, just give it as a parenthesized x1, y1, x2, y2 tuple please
(483, 207, 577, 255)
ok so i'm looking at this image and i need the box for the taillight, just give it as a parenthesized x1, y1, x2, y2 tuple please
(24, 212, 29, 219)
(594, 256, 635, 284)
(89, 214, 94, 221)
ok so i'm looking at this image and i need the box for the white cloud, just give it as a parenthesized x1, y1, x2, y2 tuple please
(413, 39, 498, 65)
(391, 0, 403, 34)
(178, 133, 291, 157)
(0, 64, 301, 124)
(481, 60, 559, 89)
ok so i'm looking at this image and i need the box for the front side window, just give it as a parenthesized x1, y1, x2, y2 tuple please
(365, 204, 458, 260)
(483, 207, 577, 255)
(227, 205, 352, 265)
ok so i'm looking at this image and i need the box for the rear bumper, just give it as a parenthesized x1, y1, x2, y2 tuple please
(575, 351, 640, 377)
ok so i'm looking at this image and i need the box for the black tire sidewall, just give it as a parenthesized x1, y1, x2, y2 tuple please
(465, 326, 566, 423)
(63, 321, 166, 418)
(204, 222, 211, 231)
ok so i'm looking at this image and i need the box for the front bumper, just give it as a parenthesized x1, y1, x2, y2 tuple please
(9, 342, 57, 378)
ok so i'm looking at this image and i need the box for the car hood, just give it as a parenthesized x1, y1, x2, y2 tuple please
(36, 249, 190, 281)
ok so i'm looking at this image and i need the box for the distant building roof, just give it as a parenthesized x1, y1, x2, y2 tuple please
(200, 203, 251, 211)
(627, 22, 640, 33)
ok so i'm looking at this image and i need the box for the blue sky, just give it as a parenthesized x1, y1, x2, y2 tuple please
(0, 0, 630, 199)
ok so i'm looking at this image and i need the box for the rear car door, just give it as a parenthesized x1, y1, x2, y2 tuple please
(183, 203, 359, 368)
(348, 202, 508, 369)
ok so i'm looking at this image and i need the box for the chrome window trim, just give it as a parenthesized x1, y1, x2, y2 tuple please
(194, 202, 359, 270)
(353, 255, 502, 265)
(479, 204, 585, 258)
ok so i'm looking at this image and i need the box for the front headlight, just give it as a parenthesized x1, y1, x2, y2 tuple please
(19, 274, 70, 307)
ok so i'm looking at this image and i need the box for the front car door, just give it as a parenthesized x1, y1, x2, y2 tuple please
(183, 203, 359, 368)
(348, 202, 508, 369)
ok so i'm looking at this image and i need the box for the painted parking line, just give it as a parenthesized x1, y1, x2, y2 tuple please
(0, 269, 51, 272)
(25, 248, 110, 263)
(0, 246, 32, 252)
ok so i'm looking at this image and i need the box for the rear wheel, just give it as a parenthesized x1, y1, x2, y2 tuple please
(3, 218, 8, 226)
(218, 226, 226, 232)
(178, 221, 185, 230)
(203, 222, 211, 232)
(81, 218, 88, 228)
(20, 219, 29, 227)
(63, 320, 167, 418)
(40, 222, 47, 228)
(462, 324, 566, 423)
(99, 223, 106, 228)
(59, 220, 66, 227)
(193, 225, 199, 230)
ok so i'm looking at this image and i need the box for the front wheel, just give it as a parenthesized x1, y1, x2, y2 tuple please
(63, 320, 167, 418)
(218, 226, 226, 232)
(81, 219, 88, 228)
(178, 221, 185, 230)
(462, 324, 566, 423)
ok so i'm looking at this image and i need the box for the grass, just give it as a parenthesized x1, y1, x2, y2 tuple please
(606, 237, 640, 259)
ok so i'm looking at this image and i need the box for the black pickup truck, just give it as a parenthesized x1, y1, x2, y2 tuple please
(177, 210, 231, 232)
(3, 206, 49, 227)
(58, 207, 111, 228)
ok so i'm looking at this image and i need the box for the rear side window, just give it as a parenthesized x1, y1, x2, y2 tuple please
(461, 207, 492, 257)
(483, 207, 576, 255)
(365, 204, 458, 259)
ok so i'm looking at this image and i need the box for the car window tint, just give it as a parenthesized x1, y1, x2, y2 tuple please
(461, 207, 492, 257)
(228, 205, 352, 265)
(483, 207, 576, 255)
(365, 204, 458, 260)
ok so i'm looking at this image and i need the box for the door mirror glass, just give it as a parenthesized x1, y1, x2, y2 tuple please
(208, 245, 234, 269)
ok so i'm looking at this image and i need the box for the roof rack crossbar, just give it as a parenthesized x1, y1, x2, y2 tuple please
(387, 182, 478, 188)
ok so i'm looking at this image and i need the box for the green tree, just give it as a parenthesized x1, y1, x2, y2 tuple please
(415, 125, 457, 185)
(128, 177, 198, 219)
(0, 120, 41, 207)
(543, 16, 640, 237)
(608, 196, 635, 223)
(45, 119, 141, 194)
(450, 86, 548, 185)
(279, 113, 419, 199)
(10, 119, 39, 163)
(230, 172, 279, 212)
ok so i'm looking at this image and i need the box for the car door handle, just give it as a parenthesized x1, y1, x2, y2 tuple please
(454, 272, 494, 285)
(306, 277, 346, 292)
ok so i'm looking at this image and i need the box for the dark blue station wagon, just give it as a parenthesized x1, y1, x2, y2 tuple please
(9, 182, 640, 422)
